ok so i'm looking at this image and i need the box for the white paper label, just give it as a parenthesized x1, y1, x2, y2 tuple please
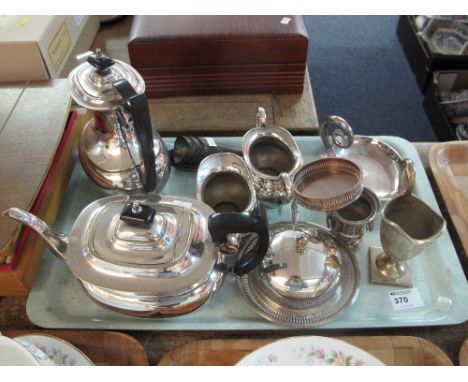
(206, 137, 217, 147)
(280, 17, 291, 25)
(388, 288, 424, 310)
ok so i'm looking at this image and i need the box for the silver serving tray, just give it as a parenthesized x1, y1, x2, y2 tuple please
(322, 136, 415, 201)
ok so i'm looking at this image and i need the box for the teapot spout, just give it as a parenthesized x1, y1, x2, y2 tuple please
(2, 208, 68, 262)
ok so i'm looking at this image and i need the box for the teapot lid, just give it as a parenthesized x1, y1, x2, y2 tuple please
(260, 222, 342, 299)
(68, 49, 145, 111)
(66, 194, 219, 295)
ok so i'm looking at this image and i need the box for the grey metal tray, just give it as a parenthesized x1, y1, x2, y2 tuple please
(25, 136, 468, 330)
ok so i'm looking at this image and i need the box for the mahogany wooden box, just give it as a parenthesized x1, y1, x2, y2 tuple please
(128, 16, 309, 97)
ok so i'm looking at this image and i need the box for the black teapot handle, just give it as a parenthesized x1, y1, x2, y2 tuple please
(208, 203, 269, 276)
(114, 79, 157, 192)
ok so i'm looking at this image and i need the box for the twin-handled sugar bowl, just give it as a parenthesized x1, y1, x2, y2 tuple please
(327, 187, 381, 252)
(242, 107, 302, 205)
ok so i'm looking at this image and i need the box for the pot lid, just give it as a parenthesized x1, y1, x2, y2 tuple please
(260, 222, 342, 299)
(68, 49, 145, 111)
(66, 195, 218, 294)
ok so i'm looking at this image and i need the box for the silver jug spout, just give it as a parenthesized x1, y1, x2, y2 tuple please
(2, 208, 68, 262)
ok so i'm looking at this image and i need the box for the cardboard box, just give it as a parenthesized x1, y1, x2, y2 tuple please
(0, 15, 100, 82)
(0, 79, 88, 295)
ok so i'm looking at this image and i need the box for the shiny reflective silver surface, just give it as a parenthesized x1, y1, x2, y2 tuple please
(238, 222, 360, 328)
(69, 50, 145, 111)
(196, 153, 256, 213)
(319, 116, 416, 200)
(327, 187, 380, 252)
(2, 195, 229, 317)
(242, 107, 302, 204)
(369, 193, 446, 287)
(320, 115, 354, 149)
(196, 153, 258, 256)
(292, 158, 363, 211)
(262, 223, 341, 299)
(69, 49, 170, 192)
(78, 113, 170, 192)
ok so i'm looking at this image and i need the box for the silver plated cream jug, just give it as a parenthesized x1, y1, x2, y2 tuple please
(68, 49, 170, 192)
(242, 107, 302, 205)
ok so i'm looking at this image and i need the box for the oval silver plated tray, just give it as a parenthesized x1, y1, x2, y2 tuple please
(320, 117, 415, 200)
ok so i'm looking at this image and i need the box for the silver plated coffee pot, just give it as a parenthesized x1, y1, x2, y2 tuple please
(68, 49, 170, 192)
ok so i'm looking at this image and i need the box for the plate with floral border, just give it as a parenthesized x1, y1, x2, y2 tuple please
(13, 334, 94, 366)
(236, 336, 385, 366)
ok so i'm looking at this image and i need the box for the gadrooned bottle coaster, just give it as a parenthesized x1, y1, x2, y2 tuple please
(292, 158, 363, 212)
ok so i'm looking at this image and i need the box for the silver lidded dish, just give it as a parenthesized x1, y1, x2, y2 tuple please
(238, 222, 360, 328)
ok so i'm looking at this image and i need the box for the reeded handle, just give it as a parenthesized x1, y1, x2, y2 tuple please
(114, 79, 157, 192)
(208, 202, 269, 276)
(401, 158, 416, 195)
(256, 107, 267, 128)
(320, 115, 354, 149)
(280, 172, 293, 204)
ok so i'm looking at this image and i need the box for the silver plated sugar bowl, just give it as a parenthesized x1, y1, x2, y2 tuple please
(68, 48, 170, 192)
(327, 187, 380, 252)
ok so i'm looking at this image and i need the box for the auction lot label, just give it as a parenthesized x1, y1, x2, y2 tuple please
(388, 288, 424, 310)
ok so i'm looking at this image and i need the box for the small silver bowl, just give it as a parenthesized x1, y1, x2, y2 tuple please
(327, 187, 381, 252)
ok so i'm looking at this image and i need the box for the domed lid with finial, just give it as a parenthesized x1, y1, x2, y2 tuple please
(68, 48, 145, 110)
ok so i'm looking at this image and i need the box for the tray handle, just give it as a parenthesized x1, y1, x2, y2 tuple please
(401, 158, 416, 194)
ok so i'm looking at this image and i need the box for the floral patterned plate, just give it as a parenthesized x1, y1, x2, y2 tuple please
(14, 334, 94, 366)
(236, 336, 385, 366)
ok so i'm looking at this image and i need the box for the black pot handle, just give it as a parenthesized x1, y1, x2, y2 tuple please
(208, 203, 269, 276)
(114, 79, 157, 192)
(171, 136, 243, 169)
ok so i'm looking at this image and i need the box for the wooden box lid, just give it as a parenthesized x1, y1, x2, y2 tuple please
(128, 15, 309, 68)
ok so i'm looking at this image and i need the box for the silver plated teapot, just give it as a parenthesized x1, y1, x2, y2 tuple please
(3, 195, 269, 317)
(68, 49, 170, 192)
